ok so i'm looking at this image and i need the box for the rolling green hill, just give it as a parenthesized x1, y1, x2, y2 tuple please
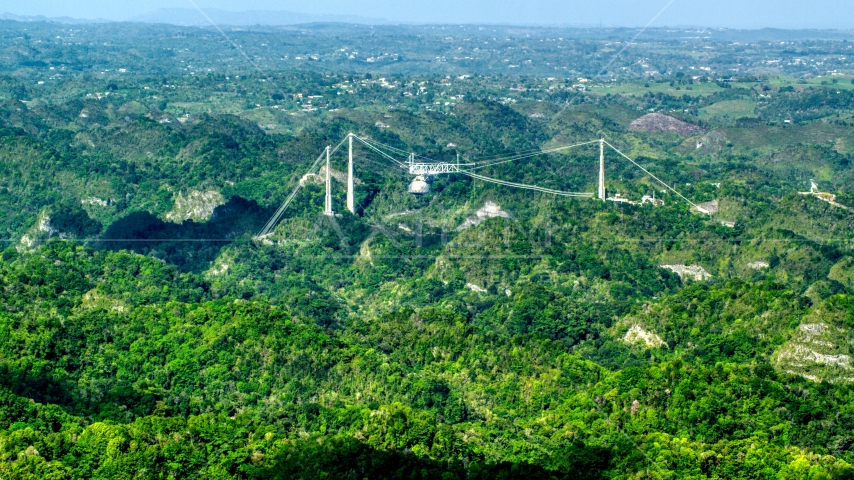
(2, 20, 854, 479)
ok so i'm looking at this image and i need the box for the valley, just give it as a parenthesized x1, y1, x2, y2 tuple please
(0, 19, 854, 479)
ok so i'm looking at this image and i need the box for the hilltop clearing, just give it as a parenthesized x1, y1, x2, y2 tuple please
(628, 112, 705, 136)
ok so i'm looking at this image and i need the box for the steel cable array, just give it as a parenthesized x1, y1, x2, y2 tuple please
(257, 134, 696, 238)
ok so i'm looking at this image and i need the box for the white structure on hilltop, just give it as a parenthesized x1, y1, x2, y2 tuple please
(641, 193, 664, 206)
(798, 179, 851, 211)
(598, 139, 606, 201)
(347, 135, 355, 213)
(324, 146, 333, 216)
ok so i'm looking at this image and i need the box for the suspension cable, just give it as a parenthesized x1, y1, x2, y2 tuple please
(364, 136, 599, 170)
(356, 136, 440, 163)
(604, 141, 698, 208)
(467, 140, 600, 170)
(461, 171, 594, 197)
(355, 136, 411, 164)
(258, 135, 697, 239)
(257, 150, 326, 237)
(359, 137, 410, 156)
(256, 136, 353, 237)
(328, 135, 349, 157)
(352, 135, 409, 168)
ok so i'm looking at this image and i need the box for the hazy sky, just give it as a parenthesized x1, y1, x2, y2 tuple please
(2, 0, 853, 29)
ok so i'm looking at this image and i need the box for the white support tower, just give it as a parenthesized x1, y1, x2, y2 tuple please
(256, 134, 697, 239)
(347, 134, 355, 214)
(598, 138, 605, 201)
(324, 145, 333, 216)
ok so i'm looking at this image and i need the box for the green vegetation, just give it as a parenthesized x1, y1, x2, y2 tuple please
(1, 19, 854, 479)
(699, 100, 758, 121)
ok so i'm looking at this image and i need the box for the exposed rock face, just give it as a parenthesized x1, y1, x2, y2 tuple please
(748, 261, 770, 269)
(36, 213, 56, 236)
(623, 324, 667, 349)
(456, 201, 511, 231)
(465, 282, 487, 293)
(358, 240, 374, 266)
(773, 322, 854, 383)
(661, 264, 712, 281)
(81, 197, 108, 207)
(207, 256, 231, 277)
(629, 113, 705, 136)
(164, 189, 225, 223)
(696, 199, 719, 214)
(19, 234, 36, 250)
(19, 211, 62, 251)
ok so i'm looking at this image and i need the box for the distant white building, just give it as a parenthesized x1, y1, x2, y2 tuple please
(641, 194, 664, 206)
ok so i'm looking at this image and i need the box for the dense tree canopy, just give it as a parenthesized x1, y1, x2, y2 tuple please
(2, 18, 854, 479)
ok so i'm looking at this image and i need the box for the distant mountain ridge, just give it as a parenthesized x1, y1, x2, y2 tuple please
(0, 12, 111, 24)
(128, 8, 390, 26)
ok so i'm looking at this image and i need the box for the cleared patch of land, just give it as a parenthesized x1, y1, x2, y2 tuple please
(600, 81, 727, 97)
(699, 100, 757, 120)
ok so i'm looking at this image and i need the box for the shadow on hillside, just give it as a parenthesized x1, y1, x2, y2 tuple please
(97, 197, 273, 273)
(250, 435, 610, 480)
(0, 360, 157, 422)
